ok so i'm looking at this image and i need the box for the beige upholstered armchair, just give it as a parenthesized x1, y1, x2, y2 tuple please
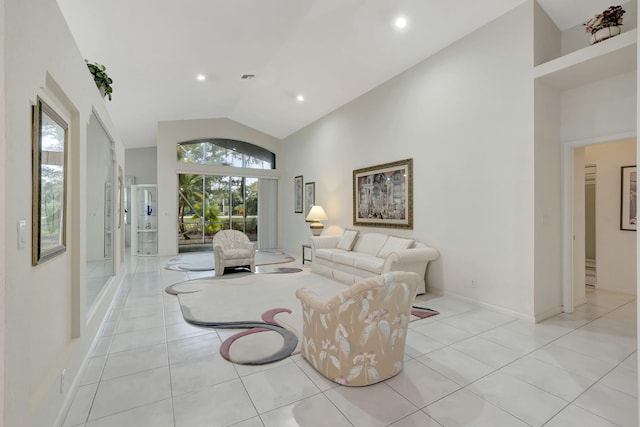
(212, 230, 257, 276)
(295, 271, 419, 386)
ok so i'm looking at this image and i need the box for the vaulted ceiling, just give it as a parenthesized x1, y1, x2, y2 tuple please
(57, 0, 621, 148)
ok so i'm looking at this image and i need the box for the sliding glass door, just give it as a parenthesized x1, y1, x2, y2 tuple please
(178, 174, 258, 252)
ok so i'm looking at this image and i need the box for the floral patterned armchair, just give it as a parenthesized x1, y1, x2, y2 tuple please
(295, 271, 419, 386)
(212, 230, 257, 276)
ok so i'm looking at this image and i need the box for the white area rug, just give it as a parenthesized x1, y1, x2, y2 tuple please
(167, 270, 439, 365)
(168, 270, 346, 364)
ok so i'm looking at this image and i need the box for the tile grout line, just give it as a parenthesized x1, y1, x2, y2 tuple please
(403, 294, 635, 426)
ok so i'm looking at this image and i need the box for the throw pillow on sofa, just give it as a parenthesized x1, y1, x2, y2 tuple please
(337, 229, 359, 250)
(377, 236, 415, 258)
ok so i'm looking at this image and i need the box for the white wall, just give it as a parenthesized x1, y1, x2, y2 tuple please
(0, 0, 6, 420)
(636, 1, 640, 387)
(156, 118, 281, 256)
(585, 140, 637, 294)
(534, 81, 563, 319)
(125, 147, 157, 184)
(561, 71, 637, 143)
(280, 3, 538, 318)
(5, 0, 126, 425)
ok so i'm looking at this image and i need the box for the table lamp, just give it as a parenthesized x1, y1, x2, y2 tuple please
(306, 205, 328, 236)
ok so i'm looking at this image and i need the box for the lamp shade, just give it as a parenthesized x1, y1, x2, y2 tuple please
(306, 205, 328, 221)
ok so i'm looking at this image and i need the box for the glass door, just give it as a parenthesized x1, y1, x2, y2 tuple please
(244, 178, 258, 241)
(178, 174, 258, 252)
(205, 175, 231, 238)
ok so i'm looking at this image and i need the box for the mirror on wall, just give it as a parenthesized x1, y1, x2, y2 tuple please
(86, 113, 115, 315)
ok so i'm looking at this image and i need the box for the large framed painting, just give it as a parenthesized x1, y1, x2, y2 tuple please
(620, 165, 636, 231)
(305, 181, 315, 218)
(294, 175, 303, 213)
(353, 158, 413, 229)
(32, 97, 68, 265)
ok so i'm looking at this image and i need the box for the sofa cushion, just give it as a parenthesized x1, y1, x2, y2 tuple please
(352, 233, 388, 256)
(377, 236, 415, 258)
(315, 248, 335, 261)
(333, 250, 369, 267)
(221, 248, 253, 260)
(337, 229, 359, 251)
(354, 256, 385, 274)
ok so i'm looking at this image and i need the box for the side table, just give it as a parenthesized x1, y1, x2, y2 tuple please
(301, 244, 312, 265)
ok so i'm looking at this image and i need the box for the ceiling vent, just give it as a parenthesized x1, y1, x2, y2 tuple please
(241, 74, 255, 80)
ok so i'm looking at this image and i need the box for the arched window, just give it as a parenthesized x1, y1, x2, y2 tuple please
(176, 138, 275, 169)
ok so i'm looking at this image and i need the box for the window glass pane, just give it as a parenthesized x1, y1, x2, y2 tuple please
(176, 139, 275, 169)
(245, 178, 258, 241)
(178, 174, 260, 253)
(204, 175, 229, 241)
(177, 174, 203, 244)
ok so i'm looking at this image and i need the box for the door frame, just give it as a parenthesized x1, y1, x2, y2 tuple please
(562, 131, 636, 312)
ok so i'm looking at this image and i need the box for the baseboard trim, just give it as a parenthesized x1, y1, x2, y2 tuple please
(534, 306, 563, 322)
(442, 290, 537, 323)
(574, 296, 588, 308)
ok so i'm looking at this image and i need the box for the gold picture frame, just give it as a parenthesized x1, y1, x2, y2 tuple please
(32, 97, 68, 265)
(353, 158, 413, 229)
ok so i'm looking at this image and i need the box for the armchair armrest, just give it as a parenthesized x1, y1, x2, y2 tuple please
(243, 241, 257, 252)
(295, 288, 333, 313)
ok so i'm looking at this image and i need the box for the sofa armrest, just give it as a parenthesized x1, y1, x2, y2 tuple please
(381, 247, 439, 294)
(382, 247, 439, 269)
(309, 235, 341, 250)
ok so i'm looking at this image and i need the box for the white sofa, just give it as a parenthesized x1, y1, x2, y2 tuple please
(309, 231, 439, 295)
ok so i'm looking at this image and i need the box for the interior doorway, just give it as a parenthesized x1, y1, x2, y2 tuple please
(566, 137, 637, 311)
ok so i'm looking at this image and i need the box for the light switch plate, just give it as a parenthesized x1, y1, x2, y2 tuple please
(18, 220, 27, 249)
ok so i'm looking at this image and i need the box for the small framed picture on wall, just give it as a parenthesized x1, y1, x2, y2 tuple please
(294, 175, 303, 213)
(305, 181, 315, 218)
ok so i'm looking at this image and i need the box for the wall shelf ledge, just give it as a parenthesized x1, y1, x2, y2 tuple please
(534, 28, 637, 90)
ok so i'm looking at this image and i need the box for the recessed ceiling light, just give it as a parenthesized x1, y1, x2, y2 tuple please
(196, 74, 206, 81)
(394, 16, 408, 30)
(296, 94, 305, 102)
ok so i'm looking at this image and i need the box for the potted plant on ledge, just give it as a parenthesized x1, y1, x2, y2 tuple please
(86, 60, 114, 100)
(584, 5, 625, 45)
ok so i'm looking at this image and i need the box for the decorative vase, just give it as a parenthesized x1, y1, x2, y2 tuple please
(99, 85, 107, 98)
(590, 26, 621, 45)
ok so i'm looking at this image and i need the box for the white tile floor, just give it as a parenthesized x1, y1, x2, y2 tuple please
(63, 254, 638, 427)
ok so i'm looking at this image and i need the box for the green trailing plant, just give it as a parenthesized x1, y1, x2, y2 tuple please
(85, 60, 113, 100)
